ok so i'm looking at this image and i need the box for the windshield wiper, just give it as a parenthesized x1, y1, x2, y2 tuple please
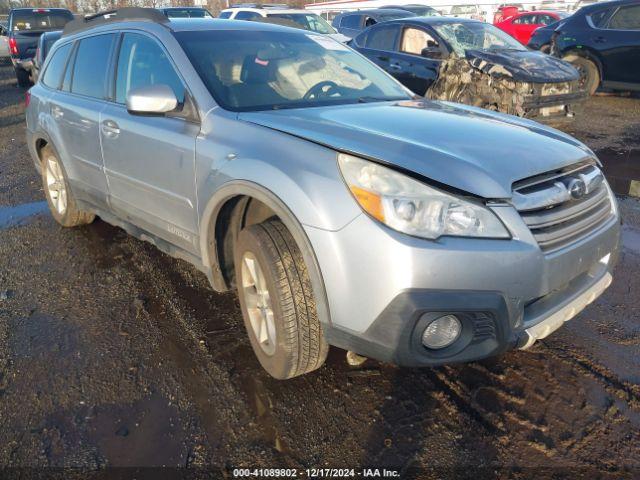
(356, 96, 405, 103)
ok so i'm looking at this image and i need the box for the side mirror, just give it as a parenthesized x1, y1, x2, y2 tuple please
(126, 84, 178, 115)
(421, 46, 443, 59)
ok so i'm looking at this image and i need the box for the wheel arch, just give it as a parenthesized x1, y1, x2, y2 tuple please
(561, 47, 604, 81)
(200, 180, 332, 327)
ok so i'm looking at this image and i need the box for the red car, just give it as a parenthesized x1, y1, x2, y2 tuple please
(495, 10, 569, 45)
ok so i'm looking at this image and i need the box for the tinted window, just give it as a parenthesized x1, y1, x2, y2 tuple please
(589, 9, 611, 27)
(115, 33, 185, 105)
(10, 10, 73, 31)
(513, 14, 536, 24)
(340, 14, 362, 28)
(219, 11, 232, 19)
(42, 42, 71, 88)
(608, 5, 640, 30)
(538, 15, 557, 25)
(365, 25, 399, 50)
(235, 11, 261, 20)
(165, 8, 212, 18)
(71, 34, 114, 99)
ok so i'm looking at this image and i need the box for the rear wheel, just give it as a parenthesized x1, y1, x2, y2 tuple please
(40, 145, 95, 227)
(234, 218, 328, 379)
(15, 67, 30, 88)
(564, 55, 600, 95)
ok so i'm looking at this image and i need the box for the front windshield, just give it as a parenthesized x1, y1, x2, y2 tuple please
(175, 30, 410, 111)
(266, 13, 337, 34)
(434, 22, 527, 55)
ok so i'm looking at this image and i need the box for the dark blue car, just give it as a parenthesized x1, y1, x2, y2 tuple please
(351, 17, 585, 123)
(550, 0, 640, 94)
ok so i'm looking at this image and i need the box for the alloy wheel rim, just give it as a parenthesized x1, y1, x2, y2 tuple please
(45, 156, 67, 215)
(241, 252, 276, 356)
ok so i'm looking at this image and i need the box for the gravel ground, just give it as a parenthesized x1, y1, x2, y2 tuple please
(0, 62, 639, 479)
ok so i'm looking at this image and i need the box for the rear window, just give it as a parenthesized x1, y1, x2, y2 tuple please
(340, 14, 362, 29)
(70, 34, 115, 99)
(164, 8, 212, 18)
(42, 42, 71, 89)
(10, 10, 73, 32)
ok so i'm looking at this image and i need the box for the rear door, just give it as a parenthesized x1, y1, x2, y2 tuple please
(100, 32, 200, 252)
(598, 4, 640, 87)
(356, 24, 401, 73)
(49, 33, 115, 205)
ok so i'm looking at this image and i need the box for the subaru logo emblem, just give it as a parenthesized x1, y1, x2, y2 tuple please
(567, 178, 587, 199)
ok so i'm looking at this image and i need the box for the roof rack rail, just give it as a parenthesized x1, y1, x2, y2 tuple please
(62, 7, 169, 37)
(229, 3, 291, 9)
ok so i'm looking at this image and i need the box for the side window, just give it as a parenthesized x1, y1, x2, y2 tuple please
(607, 5, 640, 30)
(71, 34, 115, 99)
(400, 27, 437, 55)
(340, 15, 362, 29)
(235, 11, 260, 20)
(538, 15, 556, 25)
(219, 11, 232, 19)
(42, 43, 72, 89)
(514, 14, 535, 24)
(364, 16, 377, 28)
(115, 33, 185, 105)
(365, 25, 400, 50)
(589, 9, 612, 28)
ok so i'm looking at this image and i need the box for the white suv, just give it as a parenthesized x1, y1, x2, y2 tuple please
(219, 5, 350, 42)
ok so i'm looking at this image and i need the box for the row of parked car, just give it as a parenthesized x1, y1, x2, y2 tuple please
(3, 0, 639, 120)
(24, 8, 621, 378)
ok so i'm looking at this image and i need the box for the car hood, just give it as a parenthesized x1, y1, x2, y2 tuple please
(239, 100, 594, 199)
(465, 49, 579, 83)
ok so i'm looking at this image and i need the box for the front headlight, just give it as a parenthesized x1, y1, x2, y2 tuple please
(338, 153, 510, 240)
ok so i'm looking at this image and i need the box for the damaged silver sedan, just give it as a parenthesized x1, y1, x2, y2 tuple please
(352, 17, 586, 123)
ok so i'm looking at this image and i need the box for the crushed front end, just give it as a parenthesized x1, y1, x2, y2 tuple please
(427, 54, 587, 124)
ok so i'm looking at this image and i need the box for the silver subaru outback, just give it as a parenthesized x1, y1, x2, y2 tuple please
(25, 8, 620, 379)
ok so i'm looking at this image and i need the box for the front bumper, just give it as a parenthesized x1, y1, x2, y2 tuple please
(308, 203, 621, 367)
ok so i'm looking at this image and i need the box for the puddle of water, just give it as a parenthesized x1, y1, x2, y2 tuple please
(0, 201, 49, 228)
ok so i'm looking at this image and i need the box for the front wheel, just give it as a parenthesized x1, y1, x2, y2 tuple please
(234, 218, 328, 379)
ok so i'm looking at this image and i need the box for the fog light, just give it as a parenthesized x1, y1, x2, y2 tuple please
(422, 314, 462, 349)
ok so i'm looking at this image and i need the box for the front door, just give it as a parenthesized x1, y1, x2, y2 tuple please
(394, 26, 443, 96)
(100, 32, 200, 253)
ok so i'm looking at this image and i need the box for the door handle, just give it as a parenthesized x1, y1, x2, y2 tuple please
(389, 63, 402, 71)
(594, 36, 607, 43)
(51, 105, 63, 120)
(101, 119, 120, 138)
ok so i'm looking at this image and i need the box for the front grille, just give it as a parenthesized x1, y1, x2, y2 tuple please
(512, 162, 614, 253)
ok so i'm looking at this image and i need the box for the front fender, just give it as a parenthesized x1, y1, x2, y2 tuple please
(198, 179, 337, 327)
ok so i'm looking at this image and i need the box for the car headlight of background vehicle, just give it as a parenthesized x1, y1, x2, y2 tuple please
(337, 153, 510, 240)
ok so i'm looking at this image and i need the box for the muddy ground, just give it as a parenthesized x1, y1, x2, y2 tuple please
(0, 62, 639, 479)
